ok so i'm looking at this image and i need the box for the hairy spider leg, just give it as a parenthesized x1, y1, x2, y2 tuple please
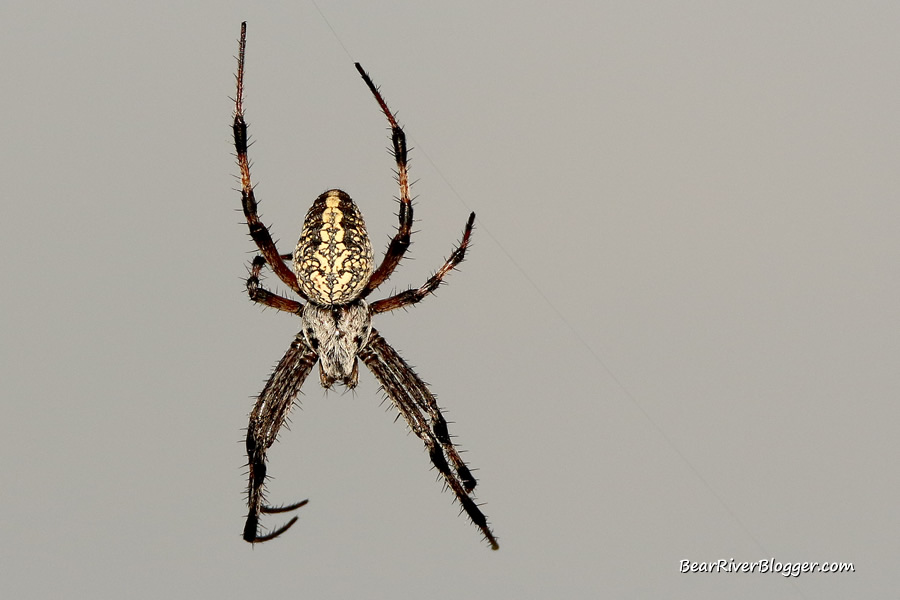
(247, 255, 303, 313)
(234, 22, 306, 298)
(244, 335, 317, 542)
(370, 212, 475, 314)
(361, 331, 499, 550)
(354, 63, 414, 297)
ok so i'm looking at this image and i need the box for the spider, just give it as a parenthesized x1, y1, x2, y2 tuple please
(231, 23, 498, 550)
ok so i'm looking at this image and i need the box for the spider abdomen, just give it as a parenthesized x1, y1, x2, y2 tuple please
(294, 190, 374, 305)
(301, 300, 372, 389)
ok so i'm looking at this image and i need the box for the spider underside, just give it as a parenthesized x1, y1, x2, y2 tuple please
(232, 22, 497, 550)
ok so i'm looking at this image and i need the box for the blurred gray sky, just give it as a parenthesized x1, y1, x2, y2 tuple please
(2, 1, 898, 598)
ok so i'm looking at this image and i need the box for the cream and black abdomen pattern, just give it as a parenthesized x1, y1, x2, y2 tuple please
(294, 190, 374, 305)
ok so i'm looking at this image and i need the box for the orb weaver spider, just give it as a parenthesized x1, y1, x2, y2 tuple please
(232, 22, 497, 550)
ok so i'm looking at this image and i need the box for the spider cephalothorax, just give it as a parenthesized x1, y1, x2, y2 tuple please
(232, 22, 498, 550)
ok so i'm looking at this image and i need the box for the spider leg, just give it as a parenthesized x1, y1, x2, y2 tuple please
(244, 333, 318, 543)
(361, 329, 499, 550)
(247, 256, 303, 313)
(233, 23, 305, 298)
(355, 63, 413, 298)
(363, 330, 476, 490)
(369, 212, 475, 315)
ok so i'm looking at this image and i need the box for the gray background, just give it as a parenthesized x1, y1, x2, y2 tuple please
(2, 1, 897, 598)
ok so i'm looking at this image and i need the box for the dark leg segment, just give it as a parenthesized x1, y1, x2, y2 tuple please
(361, 329, 498, 550)
(355, 63, 414, 297)
(370, 212, 475, 314)
(244, 333, 318, 542)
